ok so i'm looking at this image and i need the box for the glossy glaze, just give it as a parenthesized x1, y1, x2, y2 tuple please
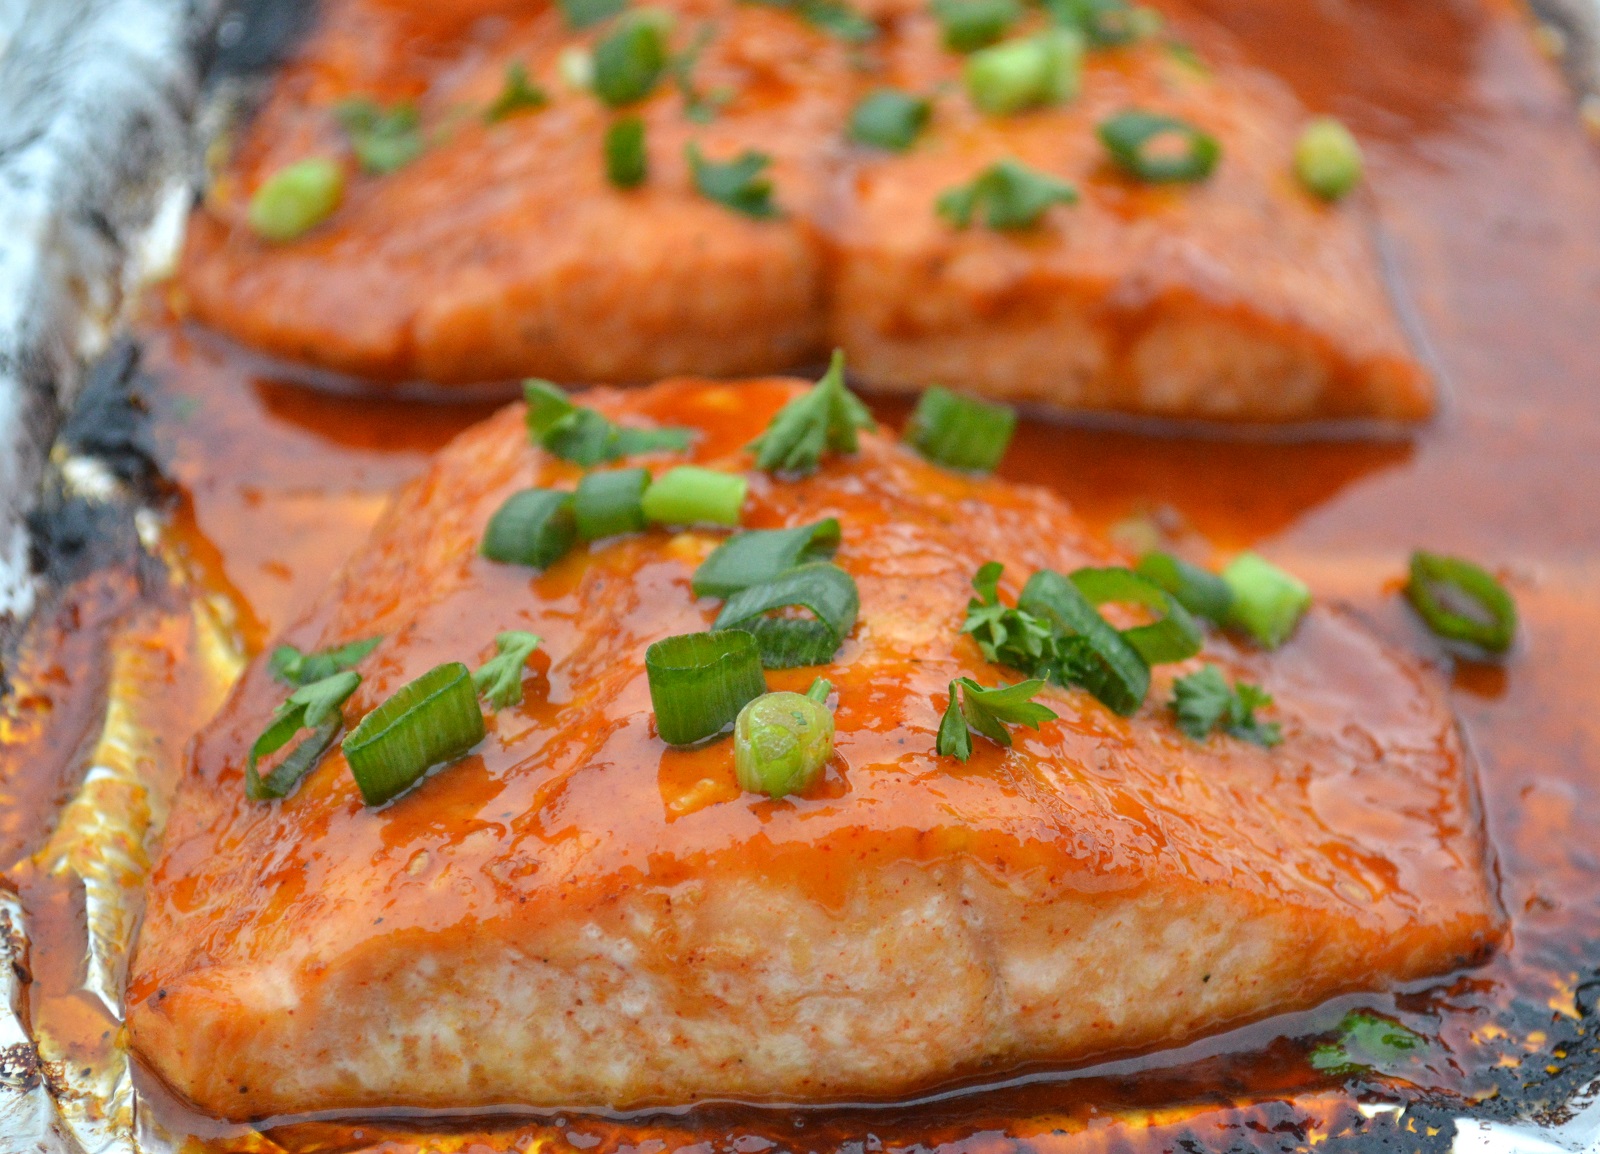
(175, 0, 1430, 421)
(4, 0, 1599, 1147)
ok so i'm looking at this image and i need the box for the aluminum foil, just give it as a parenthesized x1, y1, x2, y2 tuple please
(0, 0, 1597, 1152)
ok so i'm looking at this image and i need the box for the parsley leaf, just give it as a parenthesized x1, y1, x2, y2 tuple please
(1308, 1011, 1425, 1075)
(962, 561, 1058, 672)
(525, 380, 693, 466)
(748, 349, 876, 475)
(745, 0, 877, 42)
(937, 677, 1058, 761)
(247, 671, 362, 800)
(560, 0, 628, 29)
(1169, 664, 1281, 747)
(669, 24, 734, 123)
(334, 99, 424, 174)
(848, 88, 932, 151)
(687, 143, 780, 218)
(270, 636, 382, 687)
(937, 158, 1078, 230)
(472, 631, 543, 710)
(485, 62, 548, 122)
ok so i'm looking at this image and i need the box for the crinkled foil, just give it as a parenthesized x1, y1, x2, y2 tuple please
(3, 0, 1600, 1152)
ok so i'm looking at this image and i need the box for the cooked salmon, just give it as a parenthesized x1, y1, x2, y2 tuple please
(126, 378, 1497, 1120)
(177, 0, 1434, 422)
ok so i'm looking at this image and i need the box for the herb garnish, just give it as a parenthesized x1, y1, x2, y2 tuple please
(472, 631, 543, 710)
(748, 349, 875, 475)
(936, 678, 1058, 761)
(270, 636, 382, 687)
(1169, 664, 1281, 747)
(937, 158, 1078, 229)
(335, 98, 424, 174)
(687, 143, 780, 218)
(485, 62, 549, 122)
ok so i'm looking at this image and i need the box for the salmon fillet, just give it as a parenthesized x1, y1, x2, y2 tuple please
(127, 379, 1497, 1120)
(177, 0, 1433, 422)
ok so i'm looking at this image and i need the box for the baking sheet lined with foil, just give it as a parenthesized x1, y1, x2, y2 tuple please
(5, 0, 1600, 1152)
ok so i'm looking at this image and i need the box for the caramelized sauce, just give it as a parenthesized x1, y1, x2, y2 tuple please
(5, 0, 1600, 1148)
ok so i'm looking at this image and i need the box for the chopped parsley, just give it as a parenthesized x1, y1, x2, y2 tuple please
(525, 380, 693, 466)
(334, 98, 424, 174)
(936, 678, 1058, 761)
(485, 62, 548, 122)
(937, 158, 1078, 230)
(686, 143, 780, 217)
(270, 635, 382, 687)
(748, 349, 875, 475)
(1169, 664, 1281, 747)
(472, 631, 543, 710)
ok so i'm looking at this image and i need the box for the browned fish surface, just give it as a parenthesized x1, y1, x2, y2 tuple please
(127, 379, 1495, 1121)
(176, 0, 1432, 422)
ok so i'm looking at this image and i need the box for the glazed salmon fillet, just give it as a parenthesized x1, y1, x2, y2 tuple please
(176, 0, 1434, 422)
(127, 379, 1498, 1120)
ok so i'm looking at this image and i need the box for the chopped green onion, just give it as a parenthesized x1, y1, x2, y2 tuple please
(1098, 110, 1220, 182)
(1404, 551, 1516, 655)
(343, 663, 485, 806)
(749, 348, 875, 475)
(687, 143, 780, 218)
(1222, 552, 1310, 649)
(936, 677, 1058, 761)
(713, 561, 859, 668)
(734, 684, 836, 797)
(247, 670, 362, 800)
(1137, 551, 1233, 624)
(575, 467, 650, 539)
(692, 518, 841, 597)
(1170, 664, 1281, 747)
(485, 62, 548, 122)
(848, 88, 932, 151)
(932, 0, 1021, 52)
(1069, 566, 1202, 664)
(963, 29, 1083, 115)
(1309, 1011, 1425, 1076)
(269, 635, 382, 687)
(642, 466, 748, 526)
(481, 489, 579, 569)
(746, 0, 877, 42)
(247, 159, 344, 243)
(905, 385, 1016, 472)
(593, 15, 669, 107)
(1295, 116, 1363, 201)
(937, 158, 1078, 230)
(472, 631, 543, 710)
(525, 379, 693, 465)
(561, 0, 628, 29)
(1018, 568, 1149, 715)
(334, 98, 424, 174)
(560, 46, 596, 90)
(1044, 0, 1160, 46)
(605, 115, 649, 187)
(646, 630, 767, 745)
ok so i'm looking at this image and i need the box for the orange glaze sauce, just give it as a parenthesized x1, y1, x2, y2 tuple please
(6, 0, 1600, 1148)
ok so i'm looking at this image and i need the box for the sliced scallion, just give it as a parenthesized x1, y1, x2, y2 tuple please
(472, 631, 543, 710)
(1295, 117, 1363, 201)
(932, 0, 1021, 52)
(481, 489, 578, 569)
(1222, 552, 1310, 649)
(642, 466, 747, 526)
(1404, 551, 1516, 655)
(247, 671, 361, 801)
(605, 115, 648, 187)
(691, 518, 841, 597)
(1018, 568, 1149, 715)
(247, 159, 344, 243)
(1069, 566, 1202, 665)
(646, 630, 767, 745)
(1098, 110, 1220, 182)
(561, 0, 628, 30)
(964, 29, 1083, 115)
(713, 561, 859, 668)
(575, 467, 650, 539)
(905, 385, 1016, 473)
(733, 680, 836, 798)
(343, 663, 485, 805)
(593, 14, 669, 107)
(1136, 550, 1233, 624)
